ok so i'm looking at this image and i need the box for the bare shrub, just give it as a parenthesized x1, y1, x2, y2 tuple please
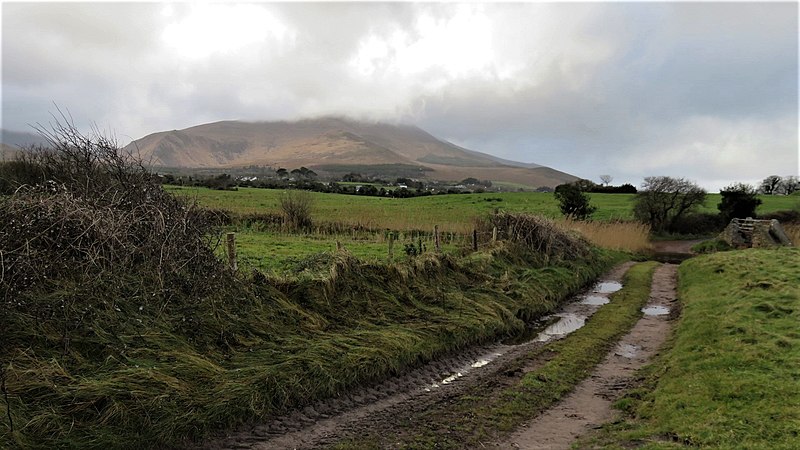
(0, 117, 226, 318)
(279, 190, 314, 230)
(478, 212, 591, 261)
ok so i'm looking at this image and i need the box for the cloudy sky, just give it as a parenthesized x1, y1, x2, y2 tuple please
(2, 1, 797, 190)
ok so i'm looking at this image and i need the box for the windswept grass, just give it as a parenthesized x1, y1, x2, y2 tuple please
(579, 248, 800, 449)
(1, 216, 624, 448)
(335, 261, 659, 449)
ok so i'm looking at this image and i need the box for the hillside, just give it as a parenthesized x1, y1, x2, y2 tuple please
(125, 118, 578, 188)
(1, 129, 49, 160)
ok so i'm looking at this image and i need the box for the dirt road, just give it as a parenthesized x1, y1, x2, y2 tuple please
(499, 264, 678, 449)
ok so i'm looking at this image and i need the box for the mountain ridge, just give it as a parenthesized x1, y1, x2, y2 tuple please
(127, 118, 579, 187)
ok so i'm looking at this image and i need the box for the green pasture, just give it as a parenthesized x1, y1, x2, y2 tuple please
(224, 229, 467, 274)
(166, 186, 799, 232)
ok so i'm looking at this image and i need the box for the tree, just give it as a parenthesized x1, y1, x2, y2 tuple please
(633, 176, 706, 232)
(554, 183, 596, 220)
(759, 175, 782, 195)
(718, 183, 762, 222)
(600, 174, 613, 186)
(276, 168, 288, 178)
(779, 175, 799, 195)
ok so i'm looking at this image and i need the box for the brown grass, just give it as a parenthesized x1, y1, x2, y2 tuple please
(783, 224, 800, 247)
(559, 218, 651, 253)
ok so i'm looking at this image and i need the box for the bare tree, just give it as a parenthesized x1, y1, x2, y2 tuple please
(759, 175, 782, 195)
(599, 174, 613, 186)
(779, 175, 799, 195)
(633, 176, 706, 232)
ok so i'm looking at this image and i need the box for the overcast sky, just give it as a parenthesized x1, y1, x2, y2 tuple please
(2, 2, 798, 190)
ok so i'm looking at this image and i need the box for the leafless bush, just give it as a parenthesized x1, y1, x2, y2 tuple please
(478, 212, 591, 261)
(279, 190, 314, 230)
(0, 117, 225, 307)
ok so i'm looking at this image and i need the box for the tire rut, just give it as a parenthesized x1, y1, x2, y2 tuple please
(500, 263, 678, 449)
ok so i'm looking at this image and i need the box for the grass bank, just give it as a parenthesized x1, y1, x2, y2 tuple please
(1, 230, 624, 449)
(579, 248, 800, 449)
(335, 261, 659, 449)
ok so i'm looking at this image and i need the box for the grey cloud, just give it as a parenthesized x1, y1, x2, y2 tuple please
(2, 2, 796, 191)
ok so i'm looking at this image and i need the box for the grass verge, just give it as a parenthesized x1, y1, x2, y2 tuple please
(577, 247, 800, 449)
(334, 261, 659, 449)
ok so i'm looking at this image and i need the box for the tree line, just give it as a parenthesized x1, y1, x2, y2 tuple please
(553, 175, 794, 235)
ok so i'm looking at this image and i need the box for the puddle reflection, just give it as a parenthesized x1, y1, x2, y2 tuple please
(581, 295, 610, 306)
(536, 313, 586, 342)
(642, 305, 670, 316)
(594, 281, 622, 294)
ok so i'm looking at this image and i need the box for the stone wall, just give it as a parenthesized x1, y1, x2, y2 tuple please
(719, 218, 792, 249)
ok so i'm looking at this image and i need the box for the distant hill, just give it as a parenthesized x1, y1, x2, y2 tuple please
(1, 129, 48, 149)
(126, 117, 578, 188)
(1, 129, 49, 161)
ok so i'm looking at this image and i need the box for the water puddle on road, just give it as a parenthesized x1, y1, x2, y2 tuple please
(594, 281, 622, 294)
(581, 295, 610, 306)
(615, 343, 638, 358)
(426, 277, 625, 392)
(536, 313, 586, 342)
(642, 305, 670, 316)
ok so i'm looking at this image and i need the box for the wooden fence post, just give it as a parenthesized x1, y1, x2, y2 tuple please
(226, 232, 237, 272)
(434, 225, 441, 254)
(492, 226, 497, 242)
(472, 229, 478, 251)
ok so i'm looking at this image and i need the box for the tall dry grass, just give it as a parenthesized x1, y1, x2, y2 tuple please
(560, 218, 652, 253)
(783, 224, 800, 247)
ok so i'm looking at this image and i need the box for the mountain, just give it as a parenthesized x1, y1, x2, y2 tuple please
(1, 130, 50, 161)
(1, 129, 49, 148)
(125, 117, 578, 188)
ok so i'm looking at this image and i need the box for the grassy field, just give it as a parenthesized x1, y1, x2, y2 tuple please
(226, 229, 467, 274)
(166, 186, 800, 232)
(579, 247, 800, 449)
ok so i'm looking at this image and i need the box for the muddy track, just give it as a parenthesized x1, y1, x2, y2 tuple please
(200, 262, 636, 450)
(500, 263, 679, 449)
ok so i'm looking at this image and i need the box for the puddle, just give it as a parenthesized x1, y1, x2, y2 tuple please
(471, 360, 490, 368)
(581, 295, 610, 306)
(642, 305, 670, 316)
(441, 372, 463, 384)
(503, 316, 561, 345)
(615, 343, 638, 358)
(536, 313, 586, 342)
(594, 281, 622, 294)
